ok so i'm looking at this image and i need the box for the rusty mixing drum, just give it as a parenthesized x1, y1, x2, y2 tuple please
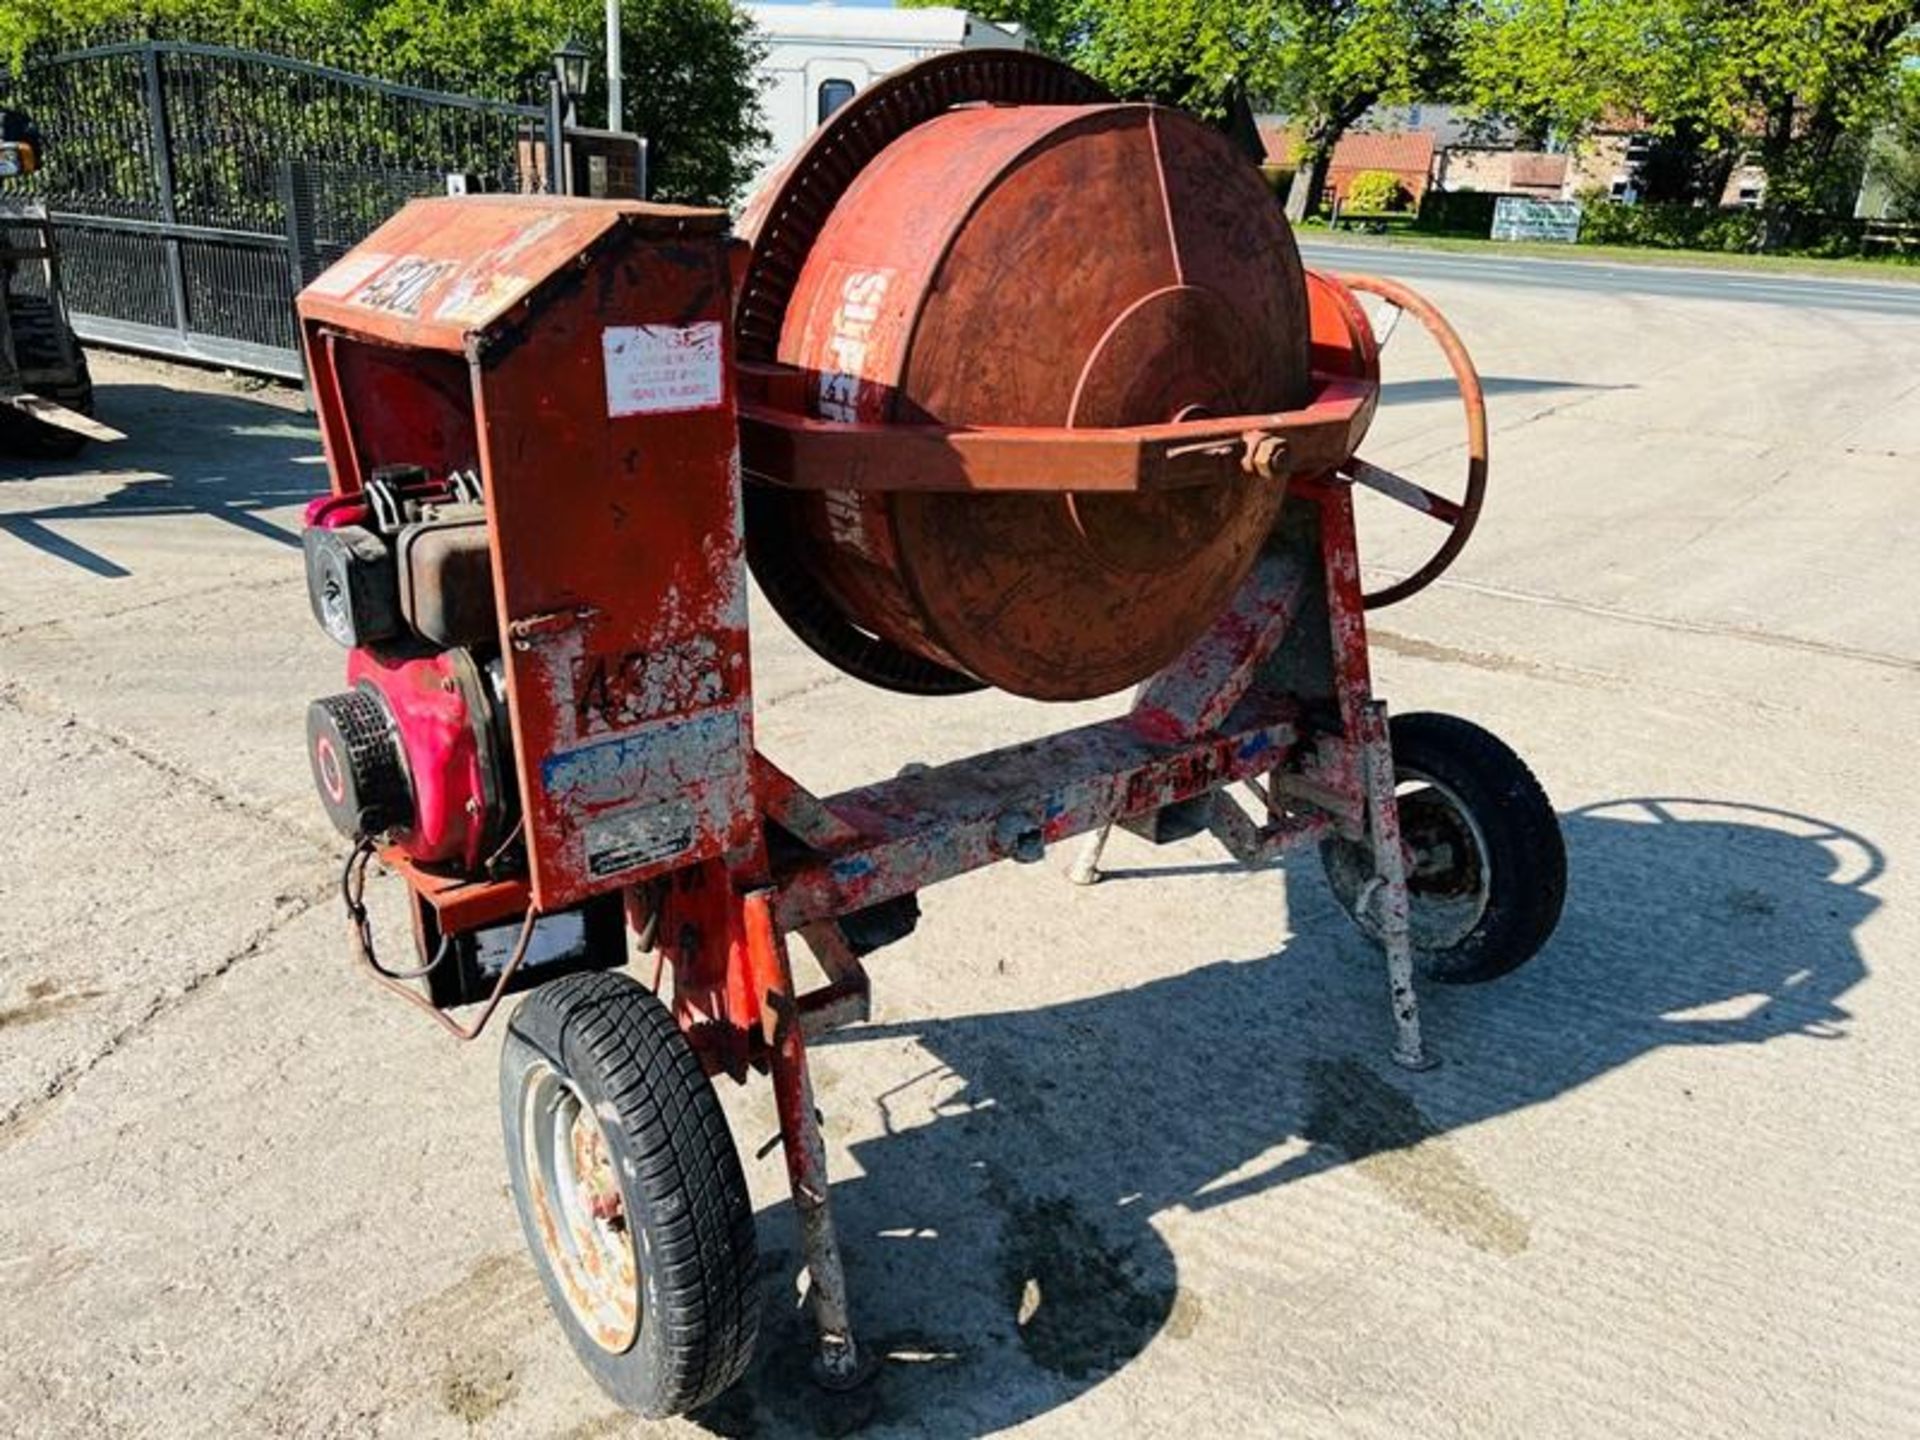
(737, 55, 1312, 701)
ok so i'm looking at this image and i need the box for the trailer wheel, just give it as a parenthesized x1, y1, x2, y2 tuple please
(1, 293, 93, 460)
(500, 971, 759, 1418)
(1320, 712, 1565, 984)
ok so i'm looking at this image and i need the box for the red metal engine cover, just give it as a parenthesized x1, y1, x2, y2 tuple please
(346, 647, 499, 872)
(748, 98, 1312, 701)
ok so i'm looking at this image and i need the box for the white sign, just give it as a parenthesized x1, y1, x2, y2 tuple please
(1491, 196, 1583, 244)
(603, 322, 725, 417)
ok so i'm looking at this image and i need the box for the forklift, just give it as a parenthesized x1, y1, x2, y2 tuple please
(1, 106, 121, 459)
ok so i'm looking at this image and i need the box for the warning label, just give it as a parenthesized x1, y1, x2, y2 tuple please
(603, 323, 725, 417)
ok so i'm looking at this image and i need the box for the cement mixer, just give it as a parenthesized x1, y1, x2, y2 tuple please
(293, 54, 1565, 1418)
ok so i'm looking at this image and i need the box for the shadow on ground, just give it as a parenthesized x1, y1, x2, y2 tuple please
(702, 797, 1877, 1436)
(1379, 375, 1638, 405)
(0, 381, 319, 577)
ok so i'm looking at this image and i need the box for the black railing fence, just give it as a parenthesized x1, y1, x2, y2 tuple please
(1, 41, 546, 377)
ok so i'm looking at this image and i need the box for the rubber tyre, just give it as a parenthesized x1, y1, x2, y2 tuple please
(501, 971, 758, 1418)
(1, 293, 93, 460)
(1320, 712, 1566, 984)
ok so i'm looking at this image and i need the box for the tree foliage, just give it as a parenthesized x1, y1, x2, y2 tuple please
(1031, 0, 1463, 214)
(1869, 70, 1920, 220)
(1460, 0, 1920, 214)
(1, 0, 766, 204)
(944, 0, 1919, 230)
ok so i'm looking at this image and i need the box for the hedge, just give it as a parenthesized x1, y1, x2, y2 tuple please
(1404, 191, 1881, 257)
(1415, 190, 1499, 235)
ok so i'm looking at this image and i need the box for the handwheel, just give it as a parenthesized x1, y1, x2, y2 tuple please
(500, 971, 759, 1417)
(1331, 273, 1489, 609)
(1320, 712, 1566, 983)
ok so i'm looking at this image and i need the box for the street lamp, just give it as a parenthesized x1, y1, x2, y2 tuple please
(552, 37, 592, 123)
(547, 37, 593, 197)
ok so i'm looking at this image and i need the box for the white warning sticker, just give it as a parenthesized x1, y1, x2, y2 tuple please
(603, 322, 725, 417)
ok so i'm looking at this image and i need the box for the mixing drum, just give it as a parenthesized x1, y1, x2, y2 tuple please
(738, 55, 1313, 701)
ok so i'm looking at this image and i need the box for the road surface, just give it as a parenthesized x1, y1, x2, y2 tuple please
(1, 253, 1917, 1439)
(1298, 237, 1920, 318)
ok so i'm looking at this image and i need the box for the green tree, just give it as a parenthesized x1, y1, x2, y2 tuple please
(1059, 0, 1465, 219)
(2, 0, 765, 204)
(1868, 70, 1920, 220)
(1461, 0, 1920, 223)
(1710, 1, 1918, 220)
(362, 0, 766, 202)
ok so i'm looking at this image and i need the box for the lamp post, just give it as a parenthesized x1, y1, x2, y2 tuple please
(547, 36, 592, 196)
(606, 0, 624, 135)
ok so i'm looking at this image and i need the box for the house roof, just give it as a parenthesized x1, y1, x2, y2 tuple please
(1258, 126, 1438, 176)
(1326, 130, 1436, 176)
(1257, 122, 1299, 166)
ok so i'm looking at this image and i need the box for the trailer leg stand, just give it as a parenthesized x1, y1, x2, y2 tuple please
(1068, 824, 1112, 887)
(1359, 703, 1436, 1072)
(743, 893, 873, 1393)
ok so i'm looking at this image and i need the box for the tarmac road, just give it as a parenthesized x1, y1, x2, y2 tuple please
(1298, 237, 1920, 318)
(1, 253, 1917, 1439)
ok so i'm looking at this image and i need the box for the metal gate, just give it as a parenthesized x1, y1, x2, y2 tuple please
(0, 42, 544, 378)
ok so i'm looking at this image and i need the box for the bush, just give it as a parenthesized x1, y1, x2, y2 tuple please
(1573, 197, 1872, 256)
(1344, 168, 1410, 213)
(1575, 196, 1763, 251)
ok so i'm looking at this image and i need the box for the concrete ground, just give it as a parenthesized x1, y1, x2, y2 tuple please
(2, 256, 1916, 1439)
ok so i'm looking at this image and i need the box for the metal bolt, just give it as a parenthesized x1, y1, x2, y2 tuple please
(1243, 434, 1288, 480)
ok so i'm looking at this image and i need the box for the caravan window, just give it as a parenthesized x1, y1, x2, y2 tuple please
(818, 79, 855, 124)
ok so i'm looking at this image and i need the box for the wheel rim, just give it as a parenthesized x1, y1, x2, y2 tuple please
(1327, 767, 1492, 952)
(520, 1061, 640, 1353)
(1394, 768, 1492, 950)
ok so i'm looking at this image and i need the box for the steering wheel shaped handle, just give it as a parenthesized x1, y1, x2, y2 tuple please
(1330, 272, 1489, 610)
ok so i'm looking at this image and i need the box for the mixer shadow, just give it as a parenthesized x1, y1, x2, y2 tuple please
(707, 797, 1877, 1434)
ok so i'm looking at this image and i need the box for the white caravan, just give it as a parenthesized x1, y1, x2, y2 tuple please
(745, 3, 1027, 187)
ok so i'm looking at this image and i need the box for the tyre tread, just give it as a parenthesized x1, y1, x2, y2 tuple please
(1321, 711, 1567, 984)
(504, 971, 758, 1417)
